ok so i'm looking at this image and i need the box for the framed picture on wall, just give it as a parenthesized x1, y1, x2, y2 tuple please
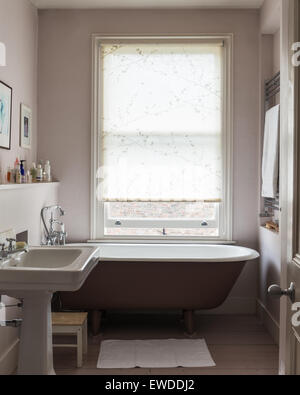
(20, 103, 32, 149)
(0, 81, 12, 150)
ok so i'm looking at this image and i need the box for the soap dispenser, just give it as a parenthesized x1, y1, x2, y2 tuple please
(20, 160, 26, 183)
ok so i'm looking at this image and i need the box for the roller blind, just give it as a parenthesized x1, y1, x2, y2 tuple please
(99, 42, 224, 202)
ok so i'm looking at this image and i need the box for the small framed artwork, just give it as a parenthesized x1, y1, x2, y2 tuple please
(0, 81, 12, 150)
(20, 103, 32, 149)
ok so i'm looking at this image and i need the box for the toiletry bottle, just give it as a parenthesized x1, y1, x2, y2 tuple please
(6, 166, 11, 183)
(11, 167, 16, 184)
(36, 164, 43, 182)
(20, 160, 26, 183)
(30, 162, 37, 182)
(13, 158, 19, 183)
(16, 164, 21, 184)
(25, 170, 32, 184)
(44, 160, 51, 182)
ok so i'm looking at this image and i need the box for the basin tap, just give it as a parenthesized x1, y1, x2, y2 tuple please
(0, 243, 8, 259)
(6, 238, 16, 252)
(0, 240, 29, 260)
(6, 238, 28, 255)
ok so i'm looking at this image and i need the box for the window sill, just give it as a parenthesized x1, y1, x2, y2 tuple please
(88, 238, 236, 245)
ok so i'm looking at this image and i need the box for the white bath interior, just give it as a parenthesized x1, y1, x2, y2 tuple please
(87, 243, 259, 262)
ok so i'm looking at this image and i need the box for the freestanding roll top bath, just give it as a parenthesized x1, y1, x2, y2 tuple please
(59, 244, 259, 335)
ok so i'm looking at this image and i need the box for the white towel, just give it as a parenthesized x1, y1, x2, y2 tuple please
(262, 104, 280, 198)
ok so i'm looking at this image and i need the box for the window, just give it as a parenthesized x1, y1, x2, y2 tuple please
(91, 36, 232, 241)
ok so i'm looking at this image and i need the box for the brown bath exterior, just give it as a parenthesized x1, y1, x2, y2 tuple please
(59, 260, 246, 335)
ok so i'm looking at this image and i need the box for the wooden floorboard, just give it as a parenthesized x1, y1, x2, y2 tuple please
(53, 314, 279, 376)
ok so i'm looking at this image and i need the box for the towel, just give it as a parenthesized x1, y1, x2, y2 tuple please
(262, 104, 280, 198)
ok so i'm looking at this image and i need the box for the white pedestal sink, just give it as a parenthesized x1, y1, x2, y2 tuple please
(0, 245, 100, 375)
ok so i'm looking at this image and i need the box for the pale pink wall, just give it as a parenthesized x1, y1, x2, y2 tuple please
(273, 29, 280, 74)
(260, 0, 280, 34)
(0, 0, 40, 374)
(0, 0, 38, 174)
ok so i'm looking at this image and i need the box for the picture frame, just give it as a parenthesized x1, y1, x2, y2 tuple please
(0, 80, 12, 150)
(20, 103, 32, 149)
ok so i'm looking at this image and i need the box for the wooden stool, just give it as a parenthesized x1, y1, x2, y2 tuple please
(52, 312, 88, 368)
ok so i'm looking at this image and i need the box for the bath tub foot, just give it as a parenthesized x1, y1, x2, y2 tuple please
(90, 310, 102, 336)
(183, 310, 195, 335)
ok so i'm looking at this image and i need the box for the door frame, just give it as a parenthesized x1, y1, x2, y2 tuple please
(279, 0, 300, 375)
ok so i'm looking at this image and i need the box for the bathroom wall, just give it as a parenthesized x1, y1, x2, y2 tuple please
(273, 29, 280, 74)
(0, 0, 59, 374)
(38, 9, 260, 312)
(260, 0, 281, 35)
(257, 0, 281, 343)
(0, 0, 38, 174)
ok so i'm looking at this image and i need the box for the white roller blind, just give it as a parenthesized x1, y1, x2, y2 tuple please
(99, 42, 224, 202)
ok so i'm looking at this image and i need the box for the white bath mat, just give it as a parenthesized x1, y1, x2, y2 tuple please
(97, 339, 216, 369)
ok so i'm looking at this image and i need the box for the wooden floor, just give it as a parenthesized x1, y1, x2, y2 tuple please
(53, 313, 279, 375)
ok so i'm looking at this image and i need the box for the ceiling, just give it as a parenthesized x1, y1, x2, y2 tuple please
(31, 0, 265, 10)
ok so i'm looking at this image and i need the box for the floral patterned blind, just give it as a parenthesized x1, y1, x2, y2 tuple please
(99, 42, 223, 202)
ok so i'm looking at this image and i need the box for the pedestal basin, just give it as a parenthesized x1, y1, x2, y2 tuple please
(0, 245, 100, 375)
(0, 246, 99, 291)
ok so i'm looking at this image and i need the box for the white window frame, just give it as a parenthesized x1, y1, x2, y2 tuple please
(104, 202, 219, 230)
(90, 34, 233, 243)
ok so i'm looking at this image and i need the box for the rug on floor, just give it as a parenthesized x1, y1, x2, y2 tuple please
(97, 339, 216, 369)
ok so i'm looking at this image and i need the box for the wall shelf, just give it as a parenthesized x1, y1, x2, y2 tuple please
(0, 182, 59, 191)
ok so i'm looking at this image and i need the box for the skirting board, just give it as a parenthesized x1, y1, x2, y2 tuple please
(112, 297, 257, 316)
(0, 339, 19, 375)
(256, 299, 279, 344)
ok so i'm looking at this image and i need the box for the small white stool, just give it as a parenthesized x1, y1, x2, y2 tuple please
(52, 312, 88, 368)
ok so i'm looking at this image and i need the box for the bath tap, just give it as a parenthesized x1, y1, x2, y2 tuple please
(41, 205, 67, 246)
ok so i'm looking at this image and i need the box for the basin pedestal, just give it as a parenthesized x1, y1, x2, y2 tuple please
(16, 291, 55, 375)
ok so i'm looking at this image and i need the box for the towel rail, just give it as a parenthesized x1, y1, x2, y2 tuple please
(265, 72, 280, 106)
(260, 72, 280, 218)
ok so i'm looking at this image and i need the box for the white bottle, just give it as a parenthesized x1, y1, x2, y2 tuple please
(44, 160, 52, 182)
(26, 170, 32, 184)
(36, 164, 43, 182)
(16, 164, 21, 184)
